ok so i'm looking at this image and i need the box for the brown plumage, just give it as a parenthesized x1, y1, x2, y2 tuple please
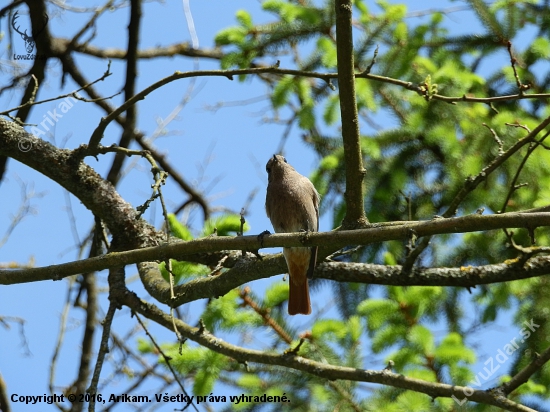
(265, 155, 320, 315)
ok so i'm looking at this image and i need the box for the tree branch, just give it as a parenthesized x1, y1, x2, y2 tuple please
(319, 255, 550, 288)
(53, 38, 224, 60)
(3, 211, 550, 291)
(334, 0, 367, 229)
(104, 0, 140, 185)
(500, 344, 550, 396)
(118, 290, 535, 412)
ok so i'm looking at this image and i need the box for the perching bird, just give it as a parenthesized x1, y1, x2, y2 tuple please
(265, 155, 320, 315)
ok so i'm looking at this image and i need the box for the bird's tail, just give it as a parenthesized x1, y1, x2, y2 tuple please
(284, 247, 311, 315)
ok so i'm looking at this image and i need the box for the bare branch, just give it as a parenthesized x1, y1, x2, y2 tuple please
(500, 344, 550, 396)
(120, 291, 536, 412)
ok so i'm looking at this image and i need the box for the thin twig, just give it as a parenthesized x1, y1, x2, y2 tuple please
(500, 130, 550, 215)
(133, 312, 197, 412)
(239, 287, 293, 344)
(87, 301, 117, 412)
(507, 41, 529, 93)
(482, 123, 504, 155)
(0, 63, 113, 116)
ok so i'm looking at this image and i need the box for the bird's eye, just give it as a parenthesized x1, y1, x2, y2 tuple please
(283, 157, 287, 163)
(266, 166, 271, 173)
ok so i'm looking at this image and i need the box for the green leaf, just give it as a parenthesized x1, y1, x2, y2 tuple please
(387, 347, 424, 369)
(235, 10, 253, 29)
(434, 332, 476, 365)
(354, 0, 369, 15)
(361, 137, 381, 160)
(372, 324, 407, 352)
(310, 383, 331, 404)
(357, 299, 400, 331)
(200, 214, 249, 237)
(298, 103, 315, 129)
(136, 337, 153, 354)
(159, 259, 209, 284)
(499, 375, 547, 395)
(406, 368, 437, 383)
(356, 79, 376, 112)
(220, 51, 245, 69)
(348, 316, 362, 342)
(168, 213, 192, 240)
(319, 154, 339, 170)
(214, 26, 247, 46)
(263, 281, 289, 308)
(491, 0, 538, 11)
(449, 364, 476, 386)
(271, 76, 294, 108)
(408, 324, 434, 354)
(377, 0, 407, 21)
(193, 350, 227, 395)
(532, 37, 550, 59)
(237, 373, 263, 390)
(394, 390, 433, 410)
(312, 319, 347, 340)
(323, 95, 340, 125)
(394, 21, 408, 43)
(201, 289, 260, 332)
(383, 251, 397, 265)
(262, 0, 287, 14)
(263, 0, 302, 23)
(317, 37, 337, 68)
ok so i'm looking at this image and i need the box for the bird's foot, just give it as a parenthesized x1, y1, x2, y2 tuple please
(258, 230, 271, 248)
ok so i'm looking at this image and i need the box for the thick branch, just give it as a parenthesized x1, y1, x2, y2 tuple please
(319, 256, 550, 288)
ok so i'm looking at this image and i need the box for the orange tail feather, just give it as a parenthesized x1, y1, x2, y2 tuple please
(284, 247, 311, 315)
(288, 277, 311, 315)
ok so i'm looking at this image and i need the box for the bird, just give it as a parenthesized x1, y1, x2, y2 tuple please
(265, 154, 320, 315)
